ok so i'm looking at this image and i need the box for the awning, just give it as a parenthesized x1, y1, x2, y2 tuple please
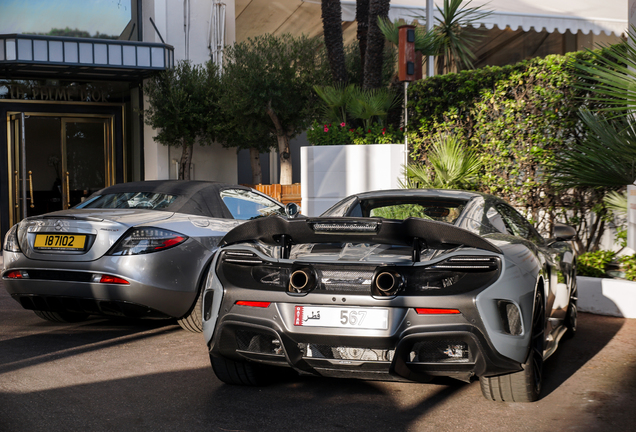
(0, 34, 175, 81)
(351, 0, 627, 37)
(235, 0, 627, 43)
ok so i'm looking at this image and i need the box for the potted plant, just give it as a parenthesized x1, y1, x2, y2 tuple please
(302, 85, 406, 216)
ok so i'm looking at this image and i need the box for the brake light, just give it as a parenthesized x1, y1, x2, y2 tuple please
(108, 228, 188, 256)
(415, 308, 461, 315)
(99, 275, 130, 285)
(235, 301, 271, 308)
(4, 270, 28, 279)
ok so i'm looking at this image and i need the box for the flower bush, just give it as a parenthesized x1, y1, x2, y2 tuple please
(577, 251, 636, 281)
(307, 120, 404, 145)
(577, 250, 617, 278)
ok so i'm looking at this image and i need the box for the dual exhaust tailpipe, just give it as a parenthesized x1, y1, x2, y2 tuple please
(373, 270, 404, 297)
(287, 266, 404, 296)
(288, 267, 316, 294)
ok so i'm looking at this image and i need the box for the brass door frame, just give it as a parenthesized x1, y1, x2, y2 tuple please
(6, 112, 115, 225)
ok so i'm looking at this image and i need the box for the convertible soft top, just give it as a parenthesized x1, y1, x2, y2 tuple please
(88, 180, 252, 219)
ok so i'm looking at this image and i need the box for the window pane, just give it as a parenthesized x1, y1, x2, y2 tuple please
(220, 190, 284, 220)
(0, 0, 133, 40)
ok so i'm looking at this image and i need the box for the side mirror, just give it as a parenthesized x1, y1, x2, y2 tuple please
(553, 223, 576, 242)
(285, 202, 300, 219)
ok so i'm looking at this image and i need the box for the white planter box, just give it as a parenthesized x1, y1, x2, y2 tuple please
(577, 276, 636, 318)
(300, 144, 405, 216)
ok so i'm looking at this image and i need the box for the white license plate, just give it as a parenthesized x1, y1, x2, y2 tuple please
(294, 306, 388, 330)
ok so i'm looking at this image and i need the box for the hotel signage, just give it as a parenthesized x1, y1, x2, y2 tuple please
(5, 84, 108, 102)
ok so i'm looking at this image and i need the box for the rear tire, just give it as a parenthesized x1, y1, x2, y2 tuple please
(33, 310, 89, 323)
(210, 354, 276, 386)
(177, 293, 203, 333)
(480, 289, 545, 402)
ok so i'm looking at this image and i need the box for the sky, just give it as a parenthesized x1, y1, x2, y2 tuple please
(0, 0, 131, 37)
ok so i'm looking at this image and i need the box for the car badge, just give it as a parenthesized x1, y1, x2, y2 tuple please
(54, 220, 63, 231)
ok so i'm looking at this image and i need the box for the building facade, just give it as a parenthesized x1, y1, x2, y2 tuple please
(0, 0, 237, 240)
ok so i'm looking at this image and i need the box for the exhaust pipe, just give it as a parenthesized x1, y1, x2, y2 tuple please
(289, 268, 315, 294)
(376, 272, 397, 293)
(373, 270, 403, 296)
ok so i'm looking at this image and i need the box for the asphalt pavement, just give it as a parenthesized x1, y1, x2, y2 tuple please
(0, 278, 634, 432)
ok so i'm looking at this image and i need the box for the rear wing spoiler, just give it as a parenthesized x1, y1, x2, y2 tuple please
(220, 216, 502, 257)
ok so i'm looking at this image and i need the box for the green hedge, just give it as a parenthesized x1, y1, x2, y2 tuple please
(406, 50, 612, 252)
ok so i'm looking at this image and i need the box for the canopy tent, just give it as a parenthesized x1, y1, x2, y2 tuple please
(368, 0, 627, 36)
(235, 0, 627, 43)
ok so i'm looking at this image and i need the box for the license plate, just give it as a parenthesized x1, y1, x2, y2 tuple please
(294, 305, 388, 330)
(34, 234, 86, 250)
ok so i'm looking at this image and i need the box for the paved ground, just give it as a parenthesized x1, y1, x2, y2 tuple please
(0, 279, 634, 432)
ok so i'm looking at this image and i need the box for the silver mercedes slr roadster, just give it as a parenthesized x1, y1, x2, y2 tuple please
(2, 180, 287, 332)
(201, 189, 577, 402)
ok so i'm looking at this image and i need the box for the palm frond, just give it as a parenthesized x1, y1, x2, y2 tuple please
(604, 191, 628, 216)
(551, 108, 636, 188)
(402, 134, 481, 189)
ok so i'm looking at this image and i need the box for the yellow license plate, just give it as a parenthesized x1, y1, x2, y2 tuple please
(34, 234, 86, 250)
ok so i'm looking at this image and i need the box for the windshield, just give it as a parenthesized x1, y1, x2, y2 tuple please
(76, 192, 178, 210)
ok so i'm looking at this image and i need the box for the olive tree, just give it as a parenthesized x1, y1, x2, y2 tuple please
(143, 61, 221, 180)
(221, 34, 329, 185)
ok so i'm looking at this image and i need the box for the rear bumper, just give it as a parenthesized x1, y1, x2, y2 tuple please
(207, 294, 523, 382)
(2, 241, 212, 318)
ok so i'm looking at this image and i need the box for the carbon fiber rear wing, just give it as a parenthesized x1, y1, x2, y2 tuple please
(220, 216, 502, 257)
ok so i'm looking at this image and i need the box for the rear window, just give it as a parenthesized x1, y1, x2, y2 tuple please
(76, 192, 177, 210)
(346, 198, 467, 224)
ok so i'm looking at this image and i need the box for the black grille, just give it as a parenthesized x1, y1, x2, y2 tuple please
(409, 341, 471, 363)
(235, 330, 284, 355)
(301, 343, 394, 362)
(25, 269, 93, 282)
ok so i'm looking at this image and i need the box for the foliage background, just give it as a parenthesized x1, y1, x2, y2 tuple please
(406, 49, 614, 253)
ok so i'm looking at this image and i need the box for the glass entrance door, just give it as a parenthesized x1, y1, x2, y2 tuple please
(8, 113, 114, 224)
(62, 118, 112, 209)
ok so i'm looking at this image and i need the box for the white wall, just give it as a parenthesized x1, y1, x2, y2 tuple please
(141, 0, 237, 182)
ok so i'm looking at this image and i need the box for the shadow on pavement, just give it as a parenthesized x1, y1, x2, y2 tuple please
(541, 312, 624, 398)
(0, 317, 180, 374)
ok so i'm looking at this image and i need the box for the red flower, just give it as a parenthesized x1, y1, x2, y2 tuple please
(367, 129, 371, 133)
(349, 129, 355, 132)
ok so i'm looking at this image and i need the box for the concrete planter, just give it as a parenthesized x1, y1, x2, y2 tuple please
(300, 144, 405, 216)
(577, 276, 636, 318)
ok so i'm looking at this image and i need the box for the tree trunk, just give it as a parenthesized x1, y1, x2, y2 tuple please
(249, 147, 263, 185)
(266, 102, 293, 185)
(321, 0, 348, 84)
(356, 0, 370, 71)
(436, 54, 445, 75)
(277, 135, 292, 185)
(362, 0, 390, 90)
(179, 139, 193, 180)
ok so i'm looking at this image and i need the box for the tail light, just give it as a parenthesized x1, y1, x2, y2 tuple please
(4, 270, 29, 279)
(108, 228, 187, 256)
(3, 225, 21, 253)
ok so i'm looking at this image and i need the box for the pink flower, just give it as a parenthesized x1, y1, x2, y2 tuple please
(324, 127, 329, 132)
(340, 122, 346, 127)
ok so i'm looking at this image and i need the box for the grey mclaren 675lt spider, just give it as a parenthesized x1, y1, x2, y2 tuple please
(2, 181, 289, 332)
(201, 189, 578, 402)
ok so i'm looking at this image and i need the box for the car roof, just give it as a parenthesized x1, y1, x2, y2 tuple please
(89, 180, 254, 219)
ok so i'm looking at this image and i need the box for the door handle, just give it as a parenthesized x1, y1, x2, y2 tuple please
(28, 170, 34, 208)
(14, 170, 19, 208)
(65, 171, 70, 208)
